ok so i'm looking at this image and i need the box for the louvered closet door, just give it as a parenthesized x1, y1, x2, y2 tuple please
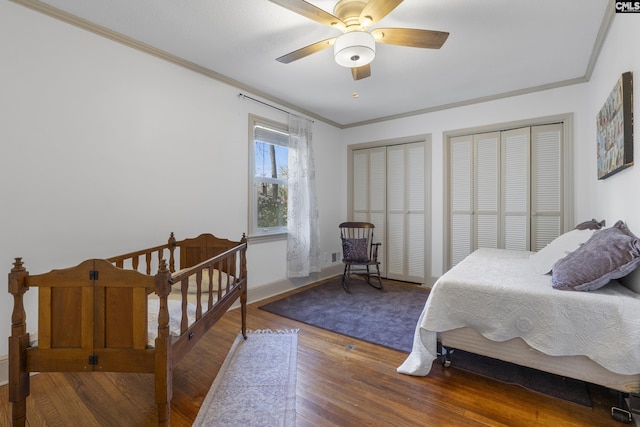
(352, 147, 386, 272)
(502, 128, 530, 250)
(531, 124, 562, 250)
(387, 143, 425, 282)
(449, 136, 473, 267)
(353, 150, 369, 221)
(447, 123, 564, 269)
(474, 133, 500, 250)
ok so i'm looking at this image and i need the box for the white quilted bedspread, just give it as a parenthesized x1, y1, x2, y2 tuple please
(398, 248, 640, 376)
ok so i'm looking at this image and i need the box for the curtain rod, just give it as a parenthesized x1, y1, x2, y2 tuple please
(238, 93, 314, 123)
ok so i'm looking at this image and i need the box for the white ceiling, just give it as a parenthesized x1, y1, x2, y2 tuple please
(24, 0, 612, 127)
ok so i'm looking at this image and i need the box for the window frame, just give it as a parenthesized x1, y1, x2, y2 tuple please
(248, 114, 289, 241)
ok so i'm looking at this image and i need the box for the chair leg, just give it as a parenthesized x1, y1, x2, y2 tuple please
(364, 265, 384, 291)
(364, 265, 373, 286)
(375, 264, 384, 290)
(342, 264, 351, 293)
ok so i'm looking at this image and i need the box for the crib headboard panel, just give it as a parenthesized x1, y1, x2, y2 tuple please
(177, 233, 239, 273)
(28, 259, 155, 356)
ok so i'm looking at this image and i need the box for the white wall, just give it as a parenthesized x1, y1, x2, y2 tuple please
(0, 1, 344, 358)
(343, 14, 638, 279)
(586, 14, 640, 230)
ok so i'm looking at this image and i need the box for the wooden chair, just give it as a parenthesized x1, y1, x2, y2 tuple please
(339, 222, 383, 293)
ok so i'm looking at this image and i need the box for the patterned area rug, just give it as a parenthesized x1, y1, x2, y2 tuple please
(193, 330, 298, 427)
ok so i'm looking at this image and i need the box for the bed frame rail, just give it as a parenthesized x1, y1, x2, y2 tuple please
(108, 233, 178, 274)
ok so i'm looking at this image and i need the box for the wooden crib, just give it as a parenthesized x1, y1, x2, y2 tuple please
(8, 232, 247, 426)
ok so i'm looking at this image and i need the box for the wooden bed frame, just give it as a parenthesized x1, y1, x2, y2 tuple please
(8, 232, 248, 426)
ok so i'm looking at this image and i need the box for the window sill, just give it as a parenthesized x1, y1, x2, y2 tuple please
(247, 232, 288, 244)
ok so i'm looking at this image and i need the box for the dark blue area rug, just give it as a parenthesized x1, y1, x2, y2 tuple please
(260, 277, 428, 353)
(260, 276, 592, 406)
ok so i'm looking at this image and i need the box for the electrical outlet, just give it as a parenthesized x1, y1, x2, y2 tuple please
(332, 252, 338, 262)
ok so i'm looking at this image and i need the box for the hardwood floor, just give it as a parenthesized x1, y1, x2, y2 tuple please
(0, 281, 624, 426)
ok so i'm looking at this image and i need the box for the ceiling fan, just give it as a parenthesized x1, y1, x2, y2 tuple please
(268, 0, 449, 80)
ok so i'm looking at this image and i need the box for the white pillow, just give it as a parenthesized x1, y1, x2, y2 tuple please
(529, 229, 596, 274)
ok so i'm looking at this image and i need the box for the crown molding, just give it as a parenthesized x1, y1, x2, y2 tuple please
(10, 0, 342, 128)
(11, 0, 616, 130)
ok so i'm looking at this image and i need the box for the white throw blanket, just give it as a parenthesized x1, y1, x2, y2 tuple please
(398, 248, 640, 376)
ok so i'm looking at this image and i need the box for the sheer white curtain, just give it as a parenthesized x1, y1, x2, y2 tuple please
(287, 115, 320, 277)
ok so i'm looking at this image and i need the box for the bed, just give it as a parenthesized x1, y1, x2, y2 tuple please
(398, 221, 640, 418)
(8, 232, 248, 426)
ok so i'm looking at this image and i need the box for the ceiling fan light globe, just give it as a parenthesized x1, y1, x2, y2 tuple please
(334, 31, 375, 68)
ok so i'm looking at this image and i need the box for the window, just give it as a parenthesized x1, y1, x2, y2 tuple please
(249, 115, 289, 237)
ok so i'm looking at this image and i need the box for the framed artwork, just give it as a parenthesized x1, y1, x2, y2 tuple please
(597, 71, 634, 179)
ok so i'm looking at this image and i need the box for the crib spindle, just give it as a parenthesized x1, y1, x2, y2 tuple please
(168, 232, 176, 273)
(195, 270, 203, 320)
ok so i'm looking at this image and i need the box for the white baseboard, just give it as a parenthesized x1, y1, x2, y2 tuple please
(0, 354, 7, 386)
(230, 265, 343, 310)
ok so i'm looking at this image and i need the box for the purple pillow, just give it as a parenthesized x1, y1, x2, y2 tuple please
(574, 219, 605, 230)
(552, 220, 640, 291)
(342, 238, 369, 262)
